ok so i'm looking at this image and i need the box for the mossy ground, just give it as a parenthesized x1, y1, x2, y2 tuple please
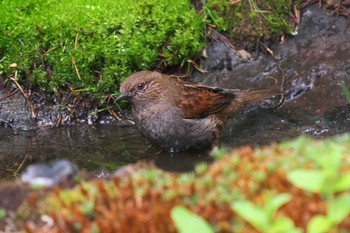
(205, 0, 295, 48)
(0, 0, 204, 102)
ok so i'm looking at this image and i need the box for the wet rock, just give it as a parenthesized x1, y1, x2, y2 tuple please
(21, 159, 78, 188)
(201, 41, 249, 71)
(87, 112, 98, 125)
(191, 4, 350, 137)
(324, 105, 350, 134)
(98, 114, 118, 125)
(0, 88, 37, 131)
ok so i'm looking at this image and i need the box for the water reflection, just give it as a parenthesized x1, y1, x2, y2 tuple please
(0, 124, 213, 180)
(0, 125, 147, 179)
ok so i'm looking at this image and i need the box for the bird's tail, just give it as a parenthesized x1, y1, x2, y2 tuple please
(240, 89, 283, 105)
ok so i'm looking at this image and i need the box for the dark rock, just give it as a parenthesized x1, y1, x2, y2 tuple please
(0, 88, 36, 130)
(191, 4, 350, 131)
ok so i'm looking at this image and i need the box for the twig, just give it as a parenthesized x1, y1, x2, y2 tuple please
(230, 0, 241, 4)
(13, 153, 29, 177)
(187, 59, 208, 73)
(259, 41, 274, 56)
(103, 94, 123, 121)
(259, 41, 285, 108)
(55, 115, 63, 128)
(265, 76, 279, 84)
(74, 32, 79, 50)
(43, 44, 61, 57)
(209, 28, 235, 51)
(9, 71, 37, 118)
(71, 32, 80, 80)
(275, 61, 286, 108)
(71, 55, 81, 80)
(108, 108, 123, 121)
(0, 88, 19, 100)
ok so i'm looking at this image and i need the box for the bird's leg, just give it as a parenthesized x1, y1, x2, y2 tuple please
(211, 130, 221, 152)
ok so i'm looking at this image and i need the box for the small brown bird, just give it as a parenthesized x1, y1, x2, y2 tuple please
(117, 71, 281, 152)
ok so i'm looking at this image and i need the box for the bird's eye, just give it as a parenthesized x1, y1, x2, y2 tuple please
(137, 82, 146, 90)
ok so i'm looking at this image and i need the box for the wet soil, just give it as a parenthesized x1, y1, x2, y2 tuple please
(0, 4, 350, 181)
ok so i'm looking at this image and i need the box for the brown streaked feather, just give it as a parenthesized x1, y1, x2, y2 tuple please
(218, 89, 281, 118)
(176, 83, 235, 119)
(239, 89, 281, 104)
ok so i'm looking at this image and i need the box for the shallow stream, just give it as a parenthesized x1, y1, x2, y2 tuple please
(1, 102, 349, 180)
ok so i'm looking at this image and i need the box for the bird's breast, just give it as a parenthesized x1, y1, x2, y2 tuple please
(132, 107, 216, 151)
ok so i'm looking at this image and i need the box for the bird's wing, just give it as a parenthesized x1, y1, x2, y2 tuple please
(176, 83, 234, 119)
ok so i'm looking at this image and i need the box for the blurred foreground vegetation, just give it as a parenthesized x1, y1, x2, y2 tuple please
(10, 135, 349, 232)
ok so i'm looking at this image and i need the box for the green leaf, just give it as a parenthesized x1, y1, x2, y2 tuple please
(265, 193, 291, 220)
(307, 215, 333, 233)
(171, 206, 213, 233)
(232, 201, 269, 232)
(270, 218, 301, 233)
(0, 208, 6, 219)
(328, 193, 350, 224)
(287, 170, 326, 193)
(333, 172, 350, 192)
(315, 145, 341, 171)
(340, 82, 350, 104)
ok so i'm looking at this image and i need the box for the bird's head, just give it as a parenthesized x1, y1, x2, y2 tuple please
(116, 71, 165, 106)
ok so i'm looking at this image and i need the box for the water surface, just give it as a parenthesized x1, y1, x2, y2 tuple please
(2, 103, 348, 180)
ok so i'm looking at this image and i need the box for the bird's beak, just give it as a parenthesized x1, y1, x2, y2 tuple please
(116, 93, 131, 103)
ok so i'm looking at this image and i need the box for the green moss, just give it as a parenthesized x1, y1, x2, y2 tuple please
(207, 0, 295, 47)
(0, 0, 205, 98)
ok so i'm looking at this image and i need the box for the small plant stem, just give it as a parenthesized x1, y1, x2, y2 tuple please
(13, 153, 29, 177)
(9, 71, 37, 118)
(71, 55, 81, 80)
(108, 108, 123, 121)
(74, 32, 79, 50)
(259, 41, 285, 108)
